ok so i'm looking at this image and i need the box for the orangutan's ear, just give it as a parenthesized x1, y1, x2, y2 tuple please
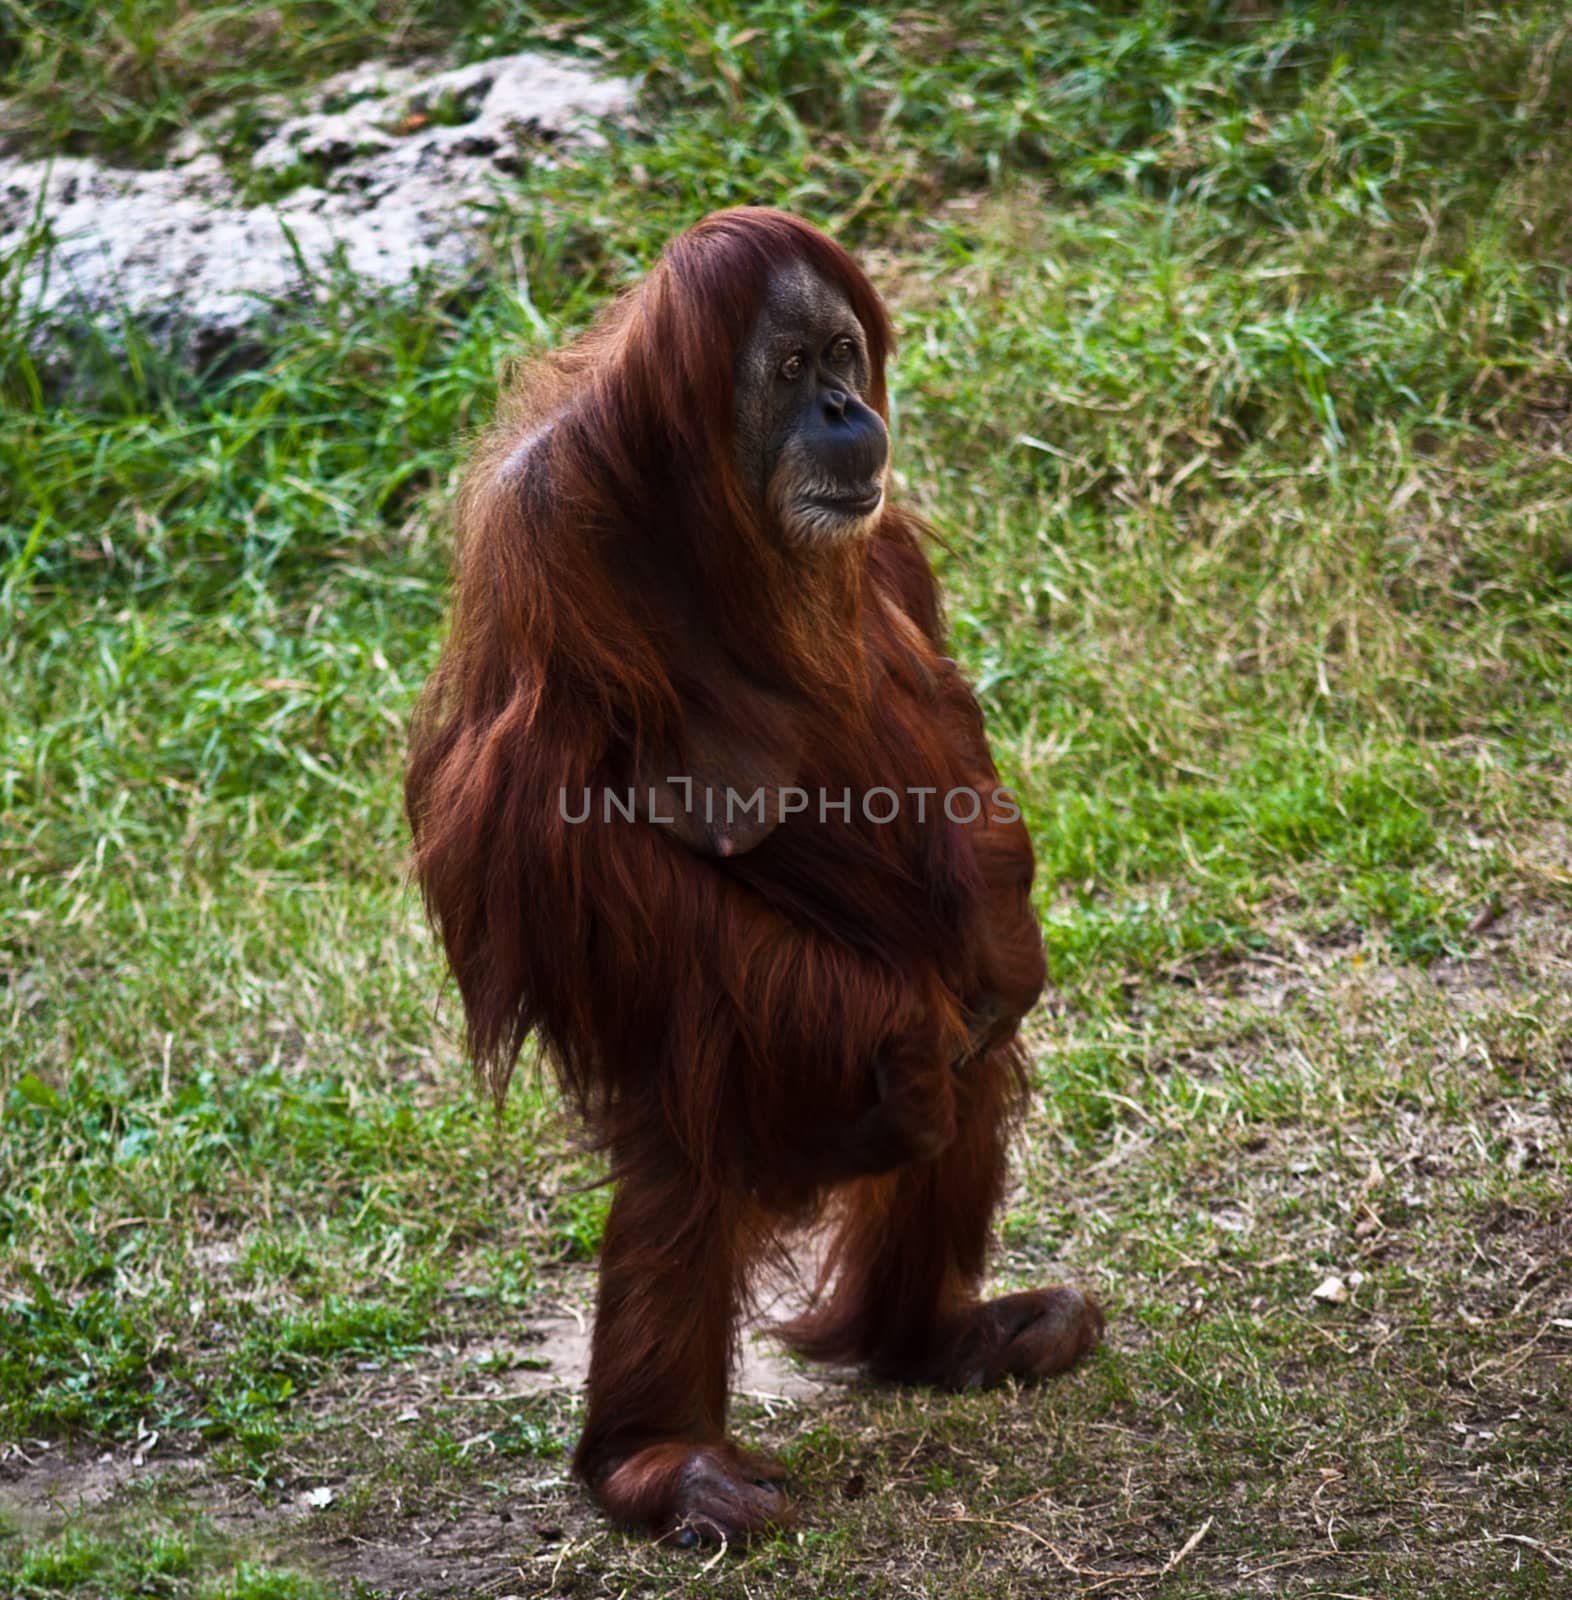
(638, 709, 803, 859)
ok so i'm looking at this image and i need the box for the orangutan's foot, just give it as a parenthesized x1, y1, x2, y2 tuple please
(597, 1441, 792, 1545)
(934, 1286, 1104, 1390)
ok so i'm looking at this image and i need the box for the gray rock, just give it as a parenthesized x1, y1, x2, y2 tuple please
(1, 51, 634, 377)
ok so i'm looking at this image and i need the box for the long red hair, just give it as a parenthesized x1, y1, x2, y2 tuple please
(408, 208, 1036, 1192)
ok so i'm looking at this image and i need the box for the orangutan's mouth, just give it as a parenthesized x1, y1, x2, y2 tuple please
(812, 485, 883, 516)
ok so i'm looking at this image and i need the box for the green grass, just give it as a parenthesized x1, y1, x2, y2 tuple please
(0, 1513, 331, 1599)
(3, 2, 1570, 1595)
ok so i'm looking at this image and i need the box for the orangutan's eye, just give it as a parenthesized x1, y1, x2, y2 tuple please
(778, 353, 804, 381)
(828, 336, 855, 363)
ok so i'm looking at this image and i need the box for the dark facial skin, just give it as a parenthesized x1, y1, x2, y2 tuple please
(733, 263, 891, 547)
